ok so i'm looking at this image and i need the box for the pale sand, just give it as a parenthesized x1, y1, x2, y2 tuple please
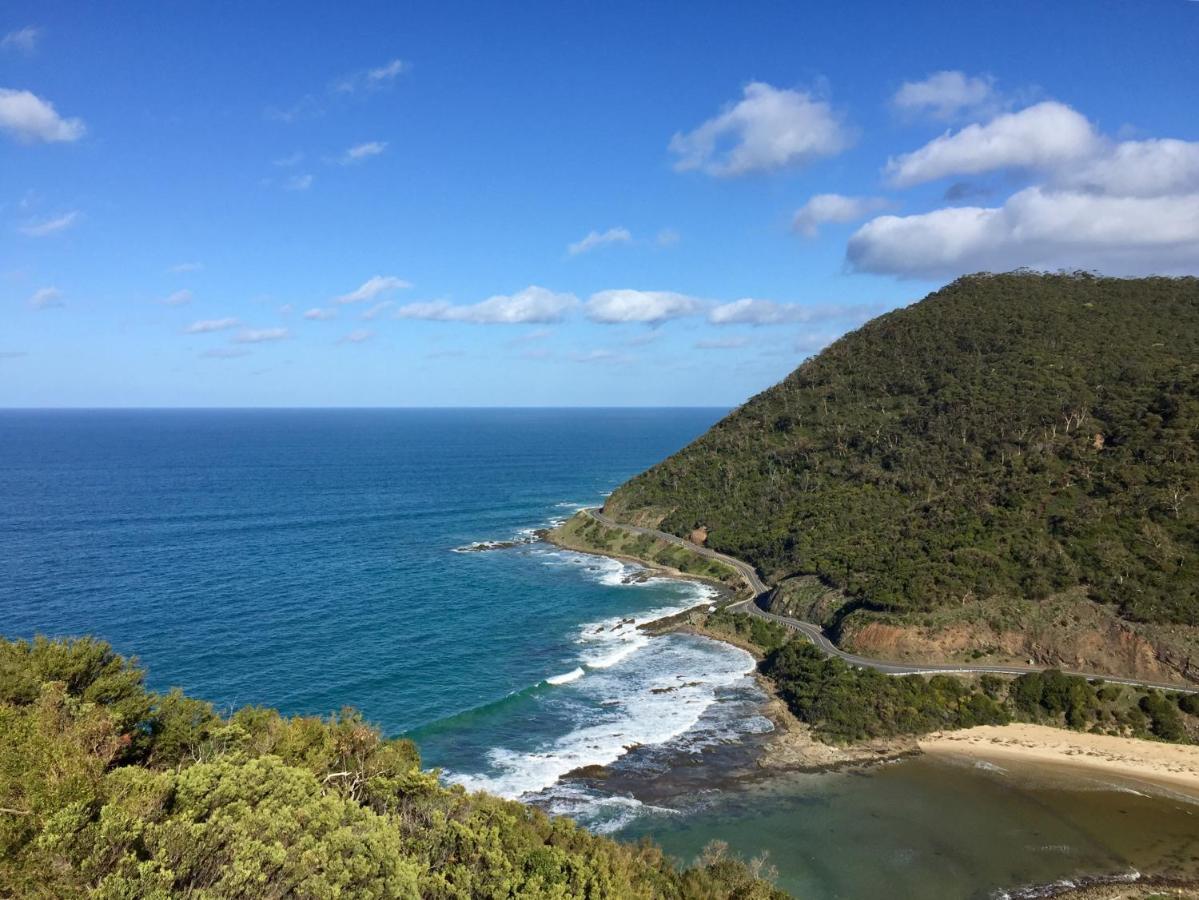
(919, 723, 1199, 798)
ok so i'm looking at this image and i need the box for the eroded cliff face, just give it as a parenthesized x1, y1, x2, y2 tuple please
(838, 611, 1196, 685)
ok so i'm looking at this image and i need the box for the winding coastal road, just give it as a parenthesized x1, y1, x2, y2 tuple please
(584, 508, 1198, 694)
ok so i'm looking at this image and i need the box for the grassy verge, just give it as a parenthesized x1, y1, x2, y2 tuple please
(547, 512, 746, 595)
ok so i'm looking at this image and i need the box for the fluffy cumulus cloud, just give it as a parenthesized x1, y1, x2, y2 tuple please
(0, 88, 86, 143)
(568, 227, 631, 256)
(885, 101, 1100, 187)
(848, 187, 1199, 278)
(341, 141, 387, 164)
(185, 317, 239, 334)
(234, 327, 290, 344)
(19, 210, 80, 236)
(336, 275, 411, 304)
(396, 286, 578, 324)
(669, 82, 853, 177)
(891, 71, 996, 120)
(29, 286, 63, 309)
(585, 290, 704, 324)
(851, 96, 1199, 279)
(792, 194, 889, 237)
(1062, 138, 1199, 198)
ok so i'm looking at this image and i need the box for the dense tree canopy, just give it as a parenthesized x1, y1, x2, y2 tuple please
(606, 273, 1199, 626)
(0, 636, 785, 899)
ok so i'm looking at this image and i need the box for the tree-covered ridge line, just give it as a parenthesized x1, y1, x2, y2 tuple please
(0, 636, 787, 899)
(605, 273, 1198, 639)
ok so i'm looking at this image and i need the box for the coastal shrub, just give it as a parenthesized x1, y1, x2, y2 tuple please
(1180, 694, 1199, 716)
(761, 643, 1194, 745)
(706, 610, 791, 654)
(760, 642, 1009, 742)
(1140, 693, 1186, 741)
(0, 636, 786, 900)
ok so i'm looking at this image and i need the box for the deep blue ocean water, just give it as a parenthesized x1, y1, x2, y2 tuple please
(0, 408, 765, 803)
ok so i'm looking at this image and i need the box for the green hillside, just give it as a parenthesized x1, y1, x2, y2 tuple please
(605, 273, 1199, 630)
(0, 636, 784, 899)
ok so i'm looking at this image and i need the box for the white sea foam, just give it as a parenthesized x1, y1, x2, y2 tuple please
(448, 634, 756, 800)
(547, 667, 585, 685)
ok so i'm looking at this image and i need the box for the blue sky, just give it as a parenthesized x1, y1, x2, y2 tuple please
(2, 0, 1197, 406)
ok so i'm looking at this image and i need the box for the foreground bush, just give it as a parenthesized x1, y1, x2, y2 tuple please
(0, 636, 786, 899)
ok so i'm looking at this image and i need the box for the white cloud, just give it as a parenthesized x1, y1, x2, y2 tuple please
(19, 210, 80, 236)
(186, 317, 240, 334)
(361, 300, 393, 320)
(695, 336, 749, 350)
(1062, 138, 1199, 198)
(847, 187, 1199, 279)
(162, 289, 192, 307)
(585, 289, 704, 324)
(885, 101, 1100, 187)
(2, 27, 40, 53)
(792, 194, 889, 237)
(169, 261, 203, 273)
(336, 275, 411, 304)
(341, 141, 387, 164)
(669, 82, 853, 177)
(568, 226, 632, 256)
(396, 286, 578, 324)
(339, 328, 374, 344)
(270, 58, 408, 121)
(284, 173, 313, 191)
(303, 307, 337, 320)
(891, 71, 996, 120)
(367, 59, 407, 84)
(708, 298, 880, 326)
(656, 228, 680, 247)
(234, 327, 290, 344)
(29, 286, 62, 309)
(0, 88, 85, 143)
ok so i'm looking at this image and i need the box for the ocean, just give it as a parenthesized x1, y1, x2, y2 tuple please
(3, 408, 1197, 898)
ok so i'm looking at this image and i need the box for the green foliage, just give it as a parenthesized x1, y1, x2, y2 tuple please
(705, 610, 791, 654)
(761, 643, 1194, 745)
(760, 643, 1010, 742)
(1181, 694, 1199, 716)
(0, 636, 787, 899)
(1139, 693, 1186, 741)
(606, 273, 1199, 626)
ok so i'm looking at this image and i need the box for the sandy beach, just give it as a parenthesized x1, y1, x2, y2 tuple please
(919, 723, 1199, 798)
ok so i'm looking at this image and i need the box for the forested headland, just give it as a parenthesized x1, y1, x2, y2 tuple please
(605, 273, 1199, 676)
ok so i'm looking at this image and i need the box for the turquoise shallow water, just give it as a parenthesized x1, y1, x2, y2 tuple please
(3, 408, 1197, 898)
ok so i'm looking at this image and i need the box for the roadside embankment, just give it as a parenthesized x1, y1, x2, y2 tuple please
(546, 511, 747, 596)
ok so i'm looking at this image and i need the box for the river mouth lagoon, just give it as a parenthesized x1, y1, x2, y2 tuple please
(3, 408, 1197, 898)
